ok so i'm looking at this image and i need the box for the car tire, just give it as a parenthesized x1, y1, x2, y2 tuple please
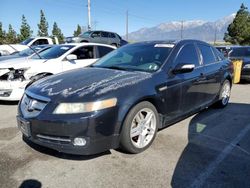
(216, 79, 231, 108)
(120, 101, 159, 154)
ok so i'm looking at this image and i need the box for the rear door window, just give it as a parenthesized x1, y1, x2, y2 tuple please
(101, 32, 109, 38)
(109, 33, 116, 38)
(175, 43, 200, 67)
(71, 46, 94, 59)
(197, 44, 216, 65)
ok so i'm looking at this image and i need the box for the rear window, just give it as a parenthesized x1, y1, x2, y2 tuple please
(198, 44, 216, 65)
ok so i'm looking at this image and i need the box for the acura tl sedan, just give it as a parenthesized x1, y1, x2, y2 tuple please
(17, 40, 233, 155)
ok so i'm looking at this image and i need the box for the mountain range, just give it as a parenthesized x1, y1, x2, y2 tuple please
(127, 14, 236, 42)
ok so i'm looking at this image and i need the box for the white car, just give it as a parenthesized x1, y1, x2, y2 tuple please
(0, 43, 116, 101)
(0, 37, 57, 56)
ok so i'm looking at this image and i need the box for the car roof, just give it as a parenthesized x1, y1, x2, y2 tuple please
(130, 39, 211, 46)
(57, 43, 116, 49)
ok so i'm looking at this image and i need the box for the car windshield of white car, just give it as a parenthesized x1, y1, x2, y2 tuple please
(93, 43, 174, 72)
(32, 45, 74, 59)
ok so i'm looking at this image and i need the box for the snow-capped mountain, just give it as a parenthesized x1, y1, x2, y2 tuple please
(127, 14, 235, 42)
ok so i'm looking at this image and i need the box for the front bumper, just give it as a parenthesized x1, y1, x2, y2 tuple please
(0, 80, 29, 101)
(17, 107, 121, 155)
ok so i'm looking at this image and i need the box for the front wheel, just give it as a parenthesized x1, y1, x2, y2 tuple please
(216, 79, 231, 108)
(120, 101, 159, 154)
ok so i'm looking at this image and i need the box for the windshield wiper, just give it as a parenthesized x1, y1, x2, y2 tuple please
(100, 65, 132, 71)
(27, 46, 42, 59)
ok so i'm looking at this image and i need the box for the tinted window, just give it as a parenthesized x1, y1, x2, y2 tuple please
(91, 31, 101, 37)
(101, 32, 109, 38)
(32, 39, 49, 46)
(109, 33, 116, 38)
(230, 47, 250, 57)
(93, 43, 174, 72)
(97, 46, 114, 57)
(198, 44, 216, 65)
(175, 44, 199, 66)
(32, 45, 74, 59)
(71, 46, 94, 59)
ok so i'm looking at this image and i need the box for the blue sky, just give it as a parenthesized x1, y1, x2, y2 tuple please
(0, 0, 249, 37)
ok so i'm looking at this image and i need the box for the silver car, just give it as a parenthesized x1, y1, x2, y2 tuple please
(66, 30, 122, 47)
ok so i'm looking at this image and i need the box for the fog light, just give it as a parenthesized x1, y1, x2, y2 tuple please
(73, 137, 86, 146)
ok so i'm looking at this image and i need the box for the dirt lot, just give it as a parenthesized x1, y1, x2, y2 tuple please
(0, 84, 250, 188)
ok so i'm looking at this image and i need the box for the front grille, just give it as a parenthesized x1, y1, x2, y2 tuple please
(20, 91, 50, 118)
(36, 134, 71, 144)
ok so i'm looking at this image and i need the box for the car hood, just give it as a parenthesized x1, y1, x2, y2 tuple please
(0, 58, 46, 70)
(28, 67, 152, 102)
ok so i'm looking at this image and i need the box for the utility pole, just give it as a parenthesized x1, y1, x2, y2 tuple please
(126, 10, 128, 41)
(87, 0, 91, 31)
(180, 20, 184, 39)
(214, 26, 217, 45)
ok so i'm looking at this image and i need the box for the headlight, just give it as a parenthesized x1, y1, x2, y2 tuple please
(6, 68, 30, 81)
(243, 64, 250, 69)
(53, 98, 117, 114)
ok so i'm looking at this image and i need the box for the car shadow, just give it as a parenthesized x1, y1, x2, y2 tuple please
(23, 136, 111, 161)
(0, 100, 19, 105)
(171, 103, 250, 188)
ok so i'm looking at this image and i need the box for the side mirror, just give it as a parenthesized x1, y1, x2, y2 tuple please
(66, 54, 77, 61)
(172, 63, 195, 74)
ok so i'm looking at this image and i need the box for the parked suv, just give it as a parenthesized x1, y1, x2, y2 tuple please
(228, 46, 250, 81)
(66, 30, 122, 47)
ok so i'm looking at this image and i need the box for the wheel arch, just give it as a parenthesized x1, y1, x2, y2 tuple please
(117, 96, 164, 135)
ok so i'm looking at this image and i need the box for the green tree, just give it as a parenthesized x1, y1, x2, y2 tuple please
(52, 22, 64, 44)
(224, 3, 250, 45)
(37, 10, 49, 36)
(6, 24, 17, 44)
(73, 24, 82, 36)
(18, 15, 33, 42)
(0, 22, 6, 44)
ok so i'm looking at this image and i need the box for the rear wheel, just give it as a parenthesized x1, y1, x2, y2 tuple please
(120, 101, 159, 154)
(216, 79, 231, 108)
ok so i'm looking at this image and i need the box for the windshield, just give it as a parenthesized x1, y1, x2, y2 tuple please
(79, 31, 91, 38)
(20, 38, 34, 45)
(32, 45, 74, 59)
(93, 43, 174, 72)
